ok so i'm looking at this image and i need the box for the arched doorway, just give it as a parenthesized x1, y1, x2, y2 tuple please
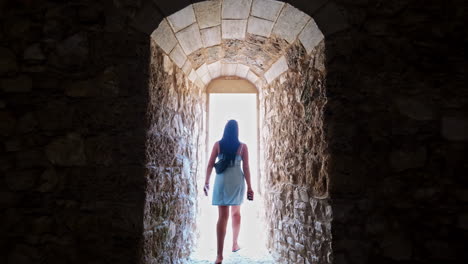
(141, 1, 338, 263)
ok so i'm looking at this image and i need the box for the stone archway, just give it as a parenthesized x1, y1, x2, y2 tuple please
(135, 1, 347, 263)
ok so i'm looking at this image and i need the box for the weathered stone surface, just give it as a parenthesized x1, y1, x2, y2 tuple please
(272, 4, 310, 43)
(381, 233, 413, 260)
(201, 26, 221, 47)
(45, 133, 86, 166)
(188, 69, 197, 82)
(264, 56, 288, 83)
(182, 59, 192, 75)
(193, 0, 221, 29)
(1, 75, 32, 92)
(441, 117, 468, 141)
(65, 78, 97, 97)
(167, 5, 196, 32)
(251, 0, 284, 21)
(247, 16, 274, 37)
(169, 44, 187, 68)
(390, 147, 427, 171)
(0, 47, 18, 74)
(5, 170, 38, 191)
(144, 42, 205, 263)
(207, 61, 221, 79)
(246, 70, 259, 83)
(221, 63, 237, 76)
(236, 64, 250, 78)
(195, 63, 208, 77)
(298, 19, 324, 54)
(395, 97, 435, 120)
(222, 20, 247, 39)
(222, 0, 252, 19)
(176, 23, 203, 55)
(54, 32, 89, 68)
(23, 44, 45, 61)
(151, 19, 178, 54)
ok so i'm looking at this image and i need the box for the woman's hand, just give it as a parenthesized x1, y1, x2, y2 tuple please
(247, 187, 254, 201)
(203, 183, 209, 196)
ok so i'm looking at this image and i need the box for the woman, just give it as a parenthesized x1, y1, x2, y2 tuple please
(203, 119, 254, 264)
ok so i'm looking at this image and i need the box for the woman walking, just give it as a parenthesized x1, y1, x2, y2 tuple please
(203, 119, 254, 264)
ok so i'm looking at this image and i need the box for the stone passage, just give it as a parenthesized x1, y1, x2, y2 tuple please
(146, 1, 335, 263)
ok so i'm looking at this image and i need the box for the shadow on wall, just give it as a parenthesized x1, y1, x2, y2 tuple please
(324, 0, 468, 263)
(0, 0, 150, 263)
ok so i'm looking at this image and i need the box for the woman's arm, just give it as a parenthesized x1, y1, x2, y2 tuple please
(204, 142, 219, 196)
(241, 144, 253, 193)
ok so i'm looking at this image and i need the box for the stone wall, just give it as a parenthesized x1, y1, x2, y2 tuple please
(261, 41, 332, 263)
(324, 0, 468, 263)
(0, 1, 151, 263)
(142, 41, 205, 264)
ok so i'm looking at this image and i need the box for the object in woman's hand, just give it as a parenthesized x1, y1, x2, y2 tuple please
(204, 184, 209, 196)
(247, 190, 254, 201)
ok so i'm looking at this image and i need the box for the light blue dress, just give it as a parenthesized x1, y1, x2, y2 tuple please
(212, 153, 246, 206)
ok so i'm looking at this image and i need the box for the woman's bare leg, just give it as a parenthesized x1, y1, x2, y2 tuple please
(216, 206, 229, 263)
(231, 205, 241, 251)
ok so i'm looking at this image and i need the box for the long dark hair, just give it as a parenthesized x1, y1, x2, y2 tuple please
(219, 120, 241, 165)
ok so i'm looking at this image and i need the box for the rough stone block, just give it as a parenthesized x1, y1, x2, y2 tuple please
(222, 0, 252, 19)
(207, 61, 221, 78)
(181, 60, 192, 75)
(1, 75, 32, 93)
(169, 44, 187, 68)
(167, 5, 196, 32)
(188, 69, 197, 82)
(251, 0, 284, 21)
(298, 19, 324, 54)
(23, 44, 45, 61)
(442, 117, 468, 141)
(236, 64, 250, 78)
(201, 72, 212, 84)
(193, 0, 221, 29)
(221, 63, 238, 76)
(196, 63, 209, 77)
(0, 47, 18, 74)
(313, 2, 348, 36)
(247, 16, 274, 37)
(222, 20, 247, 39)
(395, 97, 435, 120)
(246, 70, 259, 83)
(201, 26, 221, 47)
(151, 19, 178, 54)
(264, 56, 288, 83)
(272, 4, 310, 43)
(176, 23, 203, 55)
(45, 133, 86, 166)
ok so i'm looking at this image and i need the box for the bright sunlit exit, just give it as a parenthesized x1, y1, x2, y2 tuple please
(191, 89, 273, 263)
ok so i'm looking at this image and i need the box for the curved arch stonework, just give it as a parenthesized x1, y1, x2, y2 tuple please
(150, 0, 325, 87)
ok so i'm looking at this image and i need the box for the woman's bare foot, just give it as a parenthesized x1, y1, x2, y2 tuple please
(215, 255, 223, 263)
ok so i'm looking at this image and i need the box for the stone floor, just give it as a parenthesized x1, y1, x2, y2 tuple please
(190, 248, 275, 264)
